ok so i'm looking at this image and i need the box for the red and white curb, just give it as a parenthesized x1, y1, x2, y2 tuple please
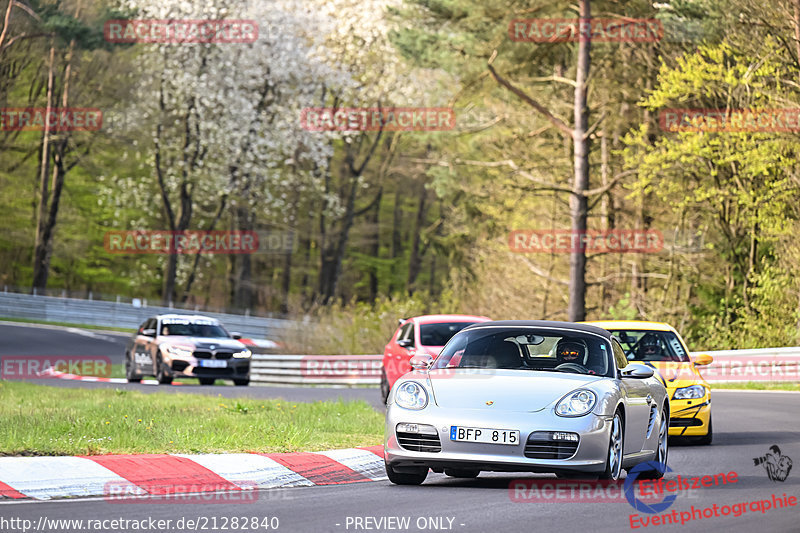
(0, 446, 385, 500)
(39, 368, 184, 385)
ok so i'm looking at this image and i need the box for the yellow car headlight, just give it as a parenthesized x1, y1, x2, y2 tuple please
(673, 385, 705, 400)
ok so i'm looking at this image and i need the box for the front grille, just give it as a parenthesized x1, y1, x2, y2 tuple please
(396, 431, 441, 453)
(670, 418, 702, 427)
(193, 351, 212, 359)
(524, 432, 579, 459)
(193, 350, 234, 360)
(215, 352, 234, 360)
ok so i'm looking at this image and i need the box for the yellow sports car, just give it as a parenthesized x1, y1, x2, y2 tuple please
(583, 321, 713, 445)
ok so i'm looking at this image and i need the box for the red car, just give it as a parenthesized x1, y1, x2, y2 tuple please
(380, 314, 491, 402)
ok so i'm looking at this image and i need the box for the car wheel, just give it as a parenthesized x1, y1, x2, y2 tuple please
(125, 353, 142, 383)
(385, 462, 427, 485)
(380, 370, 390, 404)
(198, 378, 216, 385)
(233, 378, 250, 386)
(695, 416, 713, 445)
(156, 356, 173, 385)
(444, 469, 479, 478)
(600, 411, 624, 481)
(637, 408, 669, 480)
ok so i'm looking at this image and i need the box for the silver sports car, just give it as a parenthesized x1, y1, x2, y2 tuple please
(384, 320, 669, 484)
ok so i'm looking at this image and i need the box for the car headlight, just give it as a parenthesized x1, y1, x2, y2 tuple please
(162, 344, 193, 358)
(394, 381, 428, 410)
(555, 389, 597, 417)
(673, 385, 705, 400)
(233, 349, 252, 359)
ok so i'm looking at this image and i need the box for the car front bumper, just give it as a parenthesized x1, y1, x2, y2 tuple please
(668, 398, 711, 437)
(163, 354, 250, 380)
(385, 405, 613, 474)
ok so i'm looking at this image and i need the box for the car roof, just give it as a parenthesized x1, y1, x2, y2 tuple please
(463, 320, 612, 338)
(408, 314, 491, 325)
(583, 320, 677, 333)
(154, 314, 220, 323)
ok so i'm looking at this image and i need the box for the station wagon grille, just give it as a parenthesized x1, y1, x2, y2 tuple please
(524, 432, 579, 460)
(396, 431, 441, 453)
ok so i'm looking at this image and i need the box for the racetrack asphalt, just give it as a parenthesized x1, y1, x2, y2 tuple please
(1, 322, 798, 532)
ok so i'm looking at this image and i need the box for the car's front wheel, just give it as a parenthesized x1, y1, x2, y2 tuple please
(385, 463, 427, 485)
(600, 412, 624, 480)
(125, 353, 142, 383)
(637, 408, 668, 480)
(156, 356, 173, 385)
(695, 416, 713, 445)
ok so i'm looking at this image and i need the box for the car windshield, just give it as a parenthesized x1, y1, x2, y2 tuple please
(160, 319, 229, 338)
(419, 322, 477, 346)
(432, 327, 613, 377)
(611, 330, 690, 363)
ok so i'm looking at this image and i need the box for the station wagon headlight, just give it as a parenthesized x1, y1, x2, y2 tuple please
(233, 349, 252, 358)
(395, 381, 428, 410)
(163, 344, 193, 358)
(555, 389, 597, 417)
(673, 385, 705, 400)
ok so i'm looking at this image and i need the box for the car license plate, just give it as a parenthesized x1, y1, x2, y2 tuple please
(450, 426, 519, 445)
(198, 359, 226, 368)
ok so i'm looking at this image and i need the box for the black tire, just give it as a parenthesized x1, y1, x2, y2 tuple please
(695, 417, 713, 445)
(233, 378, 250, 386)
(125, 353, 142, 383)
(155, 356, 173, 385)
(380, 370, 390, 404)
(385, 462, 427, 485)
(637, 408, 669, 480)
(444, 469, 479, 478)
(198, 378, 216, 385)
(600, 411, 624, 480)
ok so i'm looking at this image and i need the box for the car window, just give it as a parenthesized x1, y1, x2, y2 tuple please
(611, 330, 690, 362)
(419, 322, 475, 346)
(396, 323, 412, 342)
(612, 339, 628, 370)
(159, 317, 229, 338)
(432, 327, 613, 377)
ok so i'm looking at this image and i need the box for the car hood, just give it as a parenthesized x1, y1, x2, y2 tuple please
(640, 361, 705, 390)
(158, 336, 246, 351)
(427, 369, 604, 412)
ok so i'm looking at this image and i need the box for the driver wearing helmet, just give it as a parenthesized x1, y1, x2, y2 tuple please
(635, 333, 663, 360)
(556, 340, 586, 365)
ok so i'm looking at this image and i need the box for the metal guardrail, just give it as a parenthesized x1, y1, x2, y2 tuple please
(0, 291, 296, 340)
(248, 349, 800, 387)
(251, 354, 383, 386)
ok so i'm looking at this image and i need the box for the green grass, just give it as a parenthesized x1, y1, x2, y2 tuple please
(0, 317, 135, 334)
(0, 381, 384, 456)
(711, 382, 800, 391)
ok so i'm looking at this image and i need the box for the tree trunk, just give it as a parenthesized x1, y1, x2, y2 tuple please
(567, 0, 592, 321)
(367, 186, 382, 302)
(407, 179, 428, 294)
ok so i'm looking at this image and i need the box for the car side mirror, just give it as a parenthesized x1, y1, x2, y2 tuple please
(397, 338, 414, 348)
(230, 332, 242, 340)
(620, 363, 654, 379)
(410, 353, 433, 370)
(693, 353, 713, 366)
(141, 328, 156, 337)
